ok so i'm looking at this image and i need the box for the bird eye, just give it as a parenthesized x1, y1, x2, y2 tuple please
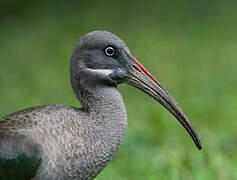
(105, 47, 115, 56)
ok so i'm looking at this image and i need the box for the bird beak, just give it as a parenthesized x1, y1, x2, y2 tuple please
(126, 56, 202, 150)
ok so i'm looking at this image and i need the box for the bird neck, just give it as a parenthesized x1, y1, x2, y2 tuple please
(70, 76, 128, 173)
(67, 67, 128, 177)
(70, 73, 127, 126)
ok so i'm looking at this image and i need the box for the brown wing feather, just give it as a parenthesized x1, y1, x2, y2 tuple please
(0, 105, 48, 132)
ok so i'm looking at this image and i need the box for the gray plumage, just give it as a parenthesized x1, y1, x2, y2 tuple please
(0, 31, 201, 180)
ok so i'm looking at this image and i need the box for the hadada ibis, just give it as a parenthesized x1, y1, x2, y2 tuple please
(0, 31, 201, 180)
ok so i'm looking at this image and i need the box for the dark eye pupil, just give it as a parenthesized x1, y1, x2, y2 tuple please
(107, 48, 113, 54)
(105, 47, 114, 56)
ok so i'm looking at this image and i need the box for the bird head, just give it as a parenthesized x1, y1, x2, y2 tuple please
(71, 30, 202, 150)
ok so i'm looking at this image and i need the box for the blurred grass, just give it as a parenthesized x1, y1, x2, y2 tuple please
(0, 0, 237, 179)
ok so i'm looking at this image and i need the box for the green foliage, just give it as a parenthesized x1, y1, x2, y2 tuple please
(0, 0, 237, 179)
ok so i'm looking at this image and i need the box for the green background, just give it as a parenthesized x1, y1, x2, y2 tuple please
(0, 0, 236, 179)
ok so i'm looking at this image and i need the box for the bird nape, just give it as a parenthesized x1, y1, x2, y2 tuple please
(0, 31, 202, 180)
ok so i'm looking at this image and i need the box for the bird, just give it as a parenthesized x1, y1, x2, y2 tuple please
(0, 31, 202, 180)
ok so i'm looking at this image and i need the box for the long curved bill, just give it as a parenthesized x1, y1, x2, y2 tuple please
(126, 56, 202, 150)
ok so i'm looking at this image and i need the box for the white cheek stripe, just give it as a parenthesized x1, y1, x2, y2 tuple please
(86, 68, 113, 76)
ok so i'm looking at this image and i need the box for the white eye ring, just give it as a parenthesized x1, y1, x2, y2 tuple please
(105, 47, 115, 56)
